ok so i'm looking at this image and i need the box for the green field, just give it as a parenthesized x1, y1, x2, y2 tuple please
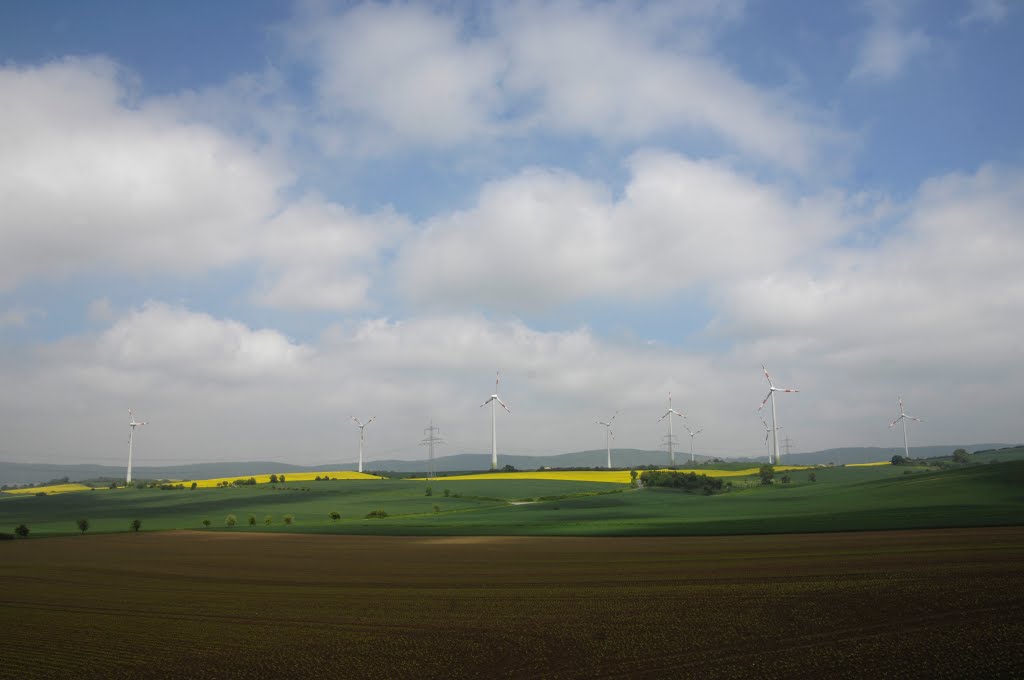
(4, 459, 1022, 537)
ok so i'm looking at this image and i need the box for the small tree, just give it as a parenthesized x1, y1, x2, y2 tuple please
(630, 469, 639, 488)
(190, 482, 198, 490)
(225, 514, 237, 527)
(130, 519, 142, 533)
(248, 515, 256, 526)
(77, 518, 89, 534)
(424, 486, 433, 497)
(330, 511, 341, 521)
(14, 524, 29, 538)
(202, 519, 211, 527)
(443, 489, 451, 497)
(283, 514, 294, 525)
(264, 515, 273, 525)
(808, 472, 817, 482)
(891, 454, 907, 465)
(952, 449, 970, 464)
(269, 474, 278, 483)
(780, 474, 791, 484)
(278, 474, 286, 483)
(432, 504, 440, 514)
(758, 465, 775, 485)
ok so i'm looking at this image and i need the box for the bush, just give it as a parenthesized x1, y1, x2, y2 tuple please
(190, 482, 198, 490)
(638, 470, 725, 495)
(269, 474, 278, 483)
(248, 515, 256, 526)
(952, 449, 970, 464)
(284, 515, 294, 525)
(130, 519, 142, 533)
(443, 489, 451, 497)
(225, 514, 237, 527)
(202, 519, 211, 527)
(808, 472, 817, 482)
(424, 486, 433, 496)
(76, 518, 89, 534)
(264, 515, 273, 525)
(365, 510, 388, 519)
(15, 524, 29, 538)
(278, 475, 286, 483)
(758, 465, 775, 485)
(432, 504, 440, 514)
(330, 512, 341, 521)
(781, 474, 791, 484)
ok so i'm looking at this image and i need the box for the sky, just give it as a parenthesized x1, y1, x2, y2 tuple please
(1, 0, 1022, 468)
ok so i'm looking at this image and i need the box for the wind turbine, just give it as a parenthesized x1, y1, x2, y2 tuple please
(480, 371, 510, 470)
(760, 417, 782, 463)
(351, 416, 376, 473)
(595, 411, 617, 469)
(126, 408, 148, 485)
(757, 365, 798, 465)
(658, 393, 685, 466)
(683, 424, 703, 464)
(889, 397, 923, 460)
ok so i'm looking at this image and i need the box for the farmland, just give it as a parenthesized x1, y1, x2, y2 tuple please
(1, 527, 1022, 679)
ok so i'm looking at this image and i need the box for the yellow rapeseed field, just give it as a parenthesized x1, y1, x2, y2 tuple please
(1, 483, 97, 495)
(183, 471, 382, 488)
(846, 461, 892, 467)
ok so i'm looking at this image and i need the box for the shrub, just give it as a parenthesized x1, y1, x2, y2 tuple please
(130, 519, 142, 533)
(269, 474, 278, 483)
(76, 518, 89, 534)
(202, 519, 211, 527)
(278, 474, 286, 483)
(284, 515, 294, 525)
(365, 510, 388, 519)
(432, 504, 440, 514)
(330, 512, 341, 521)
(225, 514, 237, 527)
(638, 470, 725, 495)
(443, 489, 451, 497)
(425, 486, 433, 496)
(248, 515, 256, 526)
(264, 515, 273, 525)
(758, 465, 775, 485)
(808, 472, 817, 482)
(781, 474, 792, 484)
(14, 524, 29, 538)
(952, 449, 970, 464)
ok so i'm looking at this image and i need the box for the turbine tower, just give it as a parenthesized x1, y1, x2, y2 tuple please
(658, 393, 685, 466)
(683, 424, 703, 463)
(126, 408, 148, 485)
(757, 365, 798, 465)
(889, 396, 923, 460)
(351, 416, 376, 473)
(480, 371, 510, 470)
(760, 417, 782, 462)
(595, 411, 617, 469)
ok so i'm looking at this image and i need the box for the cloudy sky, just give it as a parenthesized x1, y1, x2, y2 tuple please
(1, 1, 1021, 467)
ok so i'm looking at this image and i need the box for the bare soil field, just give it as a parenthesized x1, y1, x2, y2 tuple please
(2, 527, 1022, 679)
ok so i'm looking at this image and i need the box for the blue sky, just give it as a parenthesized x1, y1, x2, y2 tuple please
(0, 1, 1021, 468)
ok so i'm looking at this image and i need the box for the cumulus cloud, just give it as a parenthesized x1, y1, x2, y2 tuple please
(290, 1, 837, 170)
(395, 150, 846, 311)
(851, 2, 930, 81)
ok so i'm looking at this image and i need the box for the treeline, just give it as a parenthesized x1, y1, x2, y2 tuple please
(638, 470, 725, 494)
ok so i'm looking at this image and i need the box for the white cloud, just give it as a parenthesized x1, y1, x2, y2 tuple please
(0, 306, 45, 328)
(959, 0, 1010, 26)
(851, 3, 930, 81)
(291, 1, 838, 170)
(395, 150, 846, 311)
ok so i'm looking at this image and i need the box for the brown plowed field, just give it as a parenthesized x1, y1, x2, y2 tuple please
(2, 527, 1022, 679)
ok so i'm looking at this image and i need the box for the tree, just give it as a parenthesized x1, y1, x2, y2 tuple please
(780, 474, 791, 484)
(891, 454, 907, 465)
(433, 504, 440, 514)
(225, 514, 237, 527)
(284, 515, 294, 525)
(248, 515, 256, 526)
(190, 482, 197, 490)
(758, 465, 775, 485)
(952, 449, 970, 464)
(278, 474, 286, 483)
(424, 486, 433, 496)
(630, 469, 639, 488)
(130, 519, 142, 533)
(14, 524, 29, 538)
(77, 518, 89, 534)
(502, 464, 517, 473)
(264, 515, 273, 525)
(808, 472, 817, 482)
(443, 489, 451, 497)
(269, 474, 278, 483)
(330, 512, 341, 521)
(202, 519, 211, 527)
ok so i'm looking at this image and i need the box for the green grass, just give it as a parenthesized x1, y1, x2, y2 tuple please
(3, 461, 1022, 537)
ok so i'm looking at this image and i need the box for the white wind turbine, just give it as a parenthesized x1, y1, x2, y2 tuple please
(351, 416, 376, 473)
(480, 371, 510, 470)
(126, 408, 148, 485)
(658, 393, 685, 466)
(683, 423, 703, 464)
(595, 411, 617, 469)
(889, 397, 923, 460)
(758, 365, 798, 465)
(760, 417, 782, 462)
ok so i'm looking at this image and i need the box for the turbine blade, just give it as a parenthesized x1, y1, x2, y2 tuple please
(765, 431, 770, 443)
(497, 397, 510, 413)
(480, 397, 494, 408)
(762, 365, 773, 387)
(889, 415, 903, 428)
(610, 411, 617, 423)
(367, 416, 376, 425)
(907, 416, 922, 422)
(757, 391, 772, 411)
(778, 388, 799, 393)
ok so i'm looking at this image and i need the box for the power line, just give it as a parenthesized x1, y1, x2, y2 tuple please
(419, 420, 446, 480)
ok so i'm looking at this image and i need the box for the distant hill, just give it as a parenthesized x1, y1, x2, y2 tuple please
(1, 443, 1014, 485)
